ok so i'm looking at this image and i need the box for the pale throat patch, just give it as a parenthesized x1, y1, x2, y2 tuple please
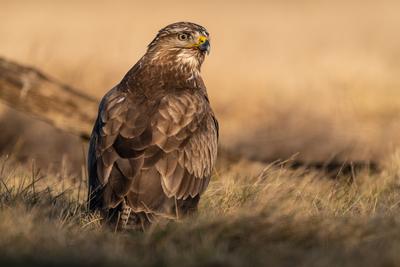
(175, 50, 200, 71)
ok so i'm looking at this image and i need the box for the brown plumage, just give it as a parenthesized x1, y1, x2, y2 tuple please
(87, 22, 218, 230)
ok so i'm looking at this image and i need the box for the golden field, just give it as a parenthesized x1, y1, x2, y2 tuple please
(1, 0, 400, 266)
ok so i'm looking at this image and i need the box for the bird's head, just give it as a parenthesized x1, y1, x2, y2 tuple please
(147, 22, 211, 70)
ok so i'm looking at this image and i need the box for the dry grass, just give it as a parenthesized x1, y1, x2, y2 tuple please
(1, 0, 400, 266)
(2, 154, 400, 266)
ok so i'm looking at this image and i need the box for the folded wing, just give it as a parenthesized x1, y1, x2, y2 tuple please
(89, 89, 218, 213)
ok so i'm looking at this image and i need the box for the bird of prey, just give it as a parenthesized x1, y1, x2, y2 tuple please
(87, 22, 218, 230)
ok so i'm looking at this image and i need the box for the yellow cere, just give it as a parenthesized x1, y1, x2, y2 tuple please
(198, 36, 207, 44)
(192, 36, 208, 47)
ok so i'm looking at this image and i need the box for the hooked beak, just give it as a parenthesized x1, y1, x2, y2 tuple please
(195, 36, 211, 55)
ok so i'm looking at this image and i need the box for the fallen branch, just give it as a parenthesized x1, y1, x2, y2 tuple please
(0, 57, 97, 139)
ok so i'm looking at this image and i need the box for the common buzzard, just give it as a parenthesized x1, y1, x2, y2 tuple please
(87, 22, 218, 230)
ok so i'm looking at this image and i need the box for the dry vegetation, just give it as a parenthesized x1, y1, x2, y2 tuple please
(2, 154, 400, 267)
(1, 0, 400, 266)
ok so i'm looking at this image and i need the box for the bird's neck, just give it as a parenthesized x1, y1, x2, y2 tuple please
(122, 51, 205, 94)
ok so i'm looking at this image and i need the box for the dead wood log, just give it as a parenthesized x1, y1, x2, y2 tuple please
(0, 57, 98, 139)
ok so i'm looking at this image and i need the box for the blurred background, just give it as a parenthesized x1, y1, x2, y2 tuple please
(1, 0, 400, 171)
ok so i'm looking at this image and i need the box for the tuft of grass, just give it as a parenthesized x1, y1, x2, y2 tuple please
(1, 155, 400, 266)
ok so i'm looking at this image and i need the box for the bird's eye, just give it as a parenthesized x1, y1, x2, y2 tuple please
(178, 33, 189, 41)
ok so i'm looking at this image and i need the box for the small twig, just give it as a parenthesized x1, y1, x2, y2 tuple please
(82, 217, 102, 229)
(31, 159, 36, 197)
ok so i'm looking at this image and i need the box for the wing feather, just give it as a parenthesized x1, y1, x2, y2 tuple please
(89, 89, 218, 211)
